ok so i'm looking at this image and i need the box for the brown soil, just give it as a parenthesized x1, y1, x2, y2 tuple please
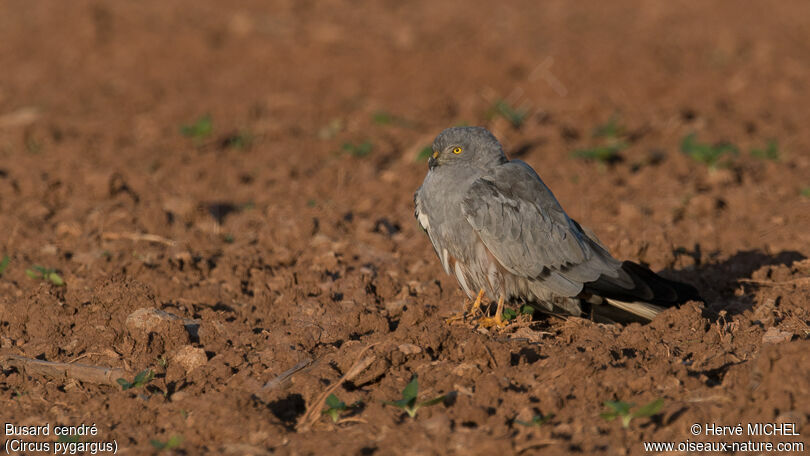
(1, 1, 809, 454)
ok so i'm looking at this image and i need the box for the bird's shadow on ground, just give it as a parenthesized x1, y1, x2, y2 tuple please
(658, 246, 806, 318)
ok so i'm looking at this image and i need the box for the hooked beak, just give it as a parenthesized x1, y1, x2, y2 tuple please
(428, 150, 438, 170)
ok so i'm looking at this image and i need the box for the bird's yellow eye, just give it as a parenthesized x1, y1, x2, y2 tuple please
(452, 147, 463, 154)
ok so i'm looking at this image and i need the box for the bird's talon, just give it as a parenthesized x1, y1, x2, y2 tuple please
(474, 296, 508, 328)
(477, 315, 507, 329)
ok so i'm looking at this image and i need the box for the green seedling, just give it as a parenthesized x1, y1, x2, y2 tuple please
(150, 435, 182, 451)
(25, 265, 65, 286)
(801, 187, 810, 198)
(416, 146, 433, 162)
(383, 374, 447, 418)
(601, 398, 664, 428)
(572, 144, 625, 164)
(372, 111, 394, 125)
(223, 233, 235, 244)
(572, 116, 628, 164)
(0, 255, 9, 276)
(117, 369, 155, 391)
(57, 434, 80, 444)
(25, 137, 42, 155)
(515, 413, 554, 427)
(680, 133, 738, 168)
(750, 140, 779, 161)
(489, 99, 528, 129)
(592, 116, 625, 139)
(221, 131, 253, 150)
(322, 394, 360, 423)
(318, 118, 344, 139)
(500, 304, 536, 322)
(503, 308, 518, 321)
(180, 115, 213, 141)
(371, 111, 412, 127)
(342, 141, 373, 157)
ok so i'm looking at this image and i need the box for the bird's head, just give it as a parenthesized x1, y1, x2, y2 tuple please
(428, 127, 507, 171)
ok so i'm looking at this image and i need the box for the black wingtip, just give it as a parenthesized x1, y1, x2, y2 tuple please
(620, 260, 701, 305)
(583, 261, 701, 307)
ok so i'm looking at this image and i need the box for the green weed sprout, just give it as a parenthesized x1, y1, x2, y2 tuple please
(150, 435, 182, 451)
(750, 140, 779, 161)
(503, 308, 518, 321)
(383, 375, 447, 418)
(342, 141, 373, 157)
(0, 255, 9, 276)
(572, 116, 627, 164)
(317, 118, 343, 139)
(592, 116, 625, 138)
(221, 131, 253, 150)
(117, 369, 155, 391)
(800, 187, 810, 198)
(515, 413, 554, 427)
(680, 133, 738, 168)
(572, 145, 625, 164)
(180, 115, 213, 141)
(601, 398, 664, 428)
(322, 394, 360, 423)
(25, 265, 64, 286)
(57, 435, 80, 444)
(489, 100, 528, 129)
(503, 304, 535, 321)
(372, 110, 413, 128)
(372, 111, 394, 125)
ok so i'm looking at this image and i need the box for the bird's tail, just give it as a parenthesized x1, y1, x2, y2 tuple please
(582, 261, 700, 322)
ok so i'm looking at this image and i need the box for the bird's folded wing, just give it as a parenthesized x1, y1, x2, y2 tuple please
(461, 161, 627, 296)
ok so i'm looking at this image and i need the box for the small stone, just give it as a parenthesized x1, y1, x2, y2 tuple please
(126, 308, 183, 333)
(705, 168, 735, 186)
(762, 327, 792, 344)
(173, 345, 208, 372)
(385, 299, 408, 316)
(421, 413, 451, 437)
(125, 307, 196, 343)
(398, 344, 422, 355)
(40, 244, 58, 255)
(451, 363, 481, 377)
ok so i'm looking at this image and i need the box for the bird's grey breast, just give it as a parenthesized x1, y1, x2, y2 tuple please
(415, 166, 481, 271)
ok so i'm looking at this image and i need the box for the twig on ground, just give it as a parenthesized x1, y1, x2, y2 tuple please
(515, 440, 558, 453)
(482, 344, 498, 369)
(296, 344, 377, 432)
(3, 354, 129, 386)
(739, 278, 810, 287)
(101, 232, 176, 246)
(262, 358, 315, 392)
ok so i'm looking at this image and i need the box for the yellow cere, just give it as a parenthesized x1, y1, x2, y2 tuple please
(432, 151, 439, 159)
(453, 147, 463, 154)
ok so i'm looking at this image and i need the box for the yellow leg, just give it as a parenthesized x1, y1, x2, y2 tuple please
(478, 296, 507, 329)
(467, 288, 486, 316)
